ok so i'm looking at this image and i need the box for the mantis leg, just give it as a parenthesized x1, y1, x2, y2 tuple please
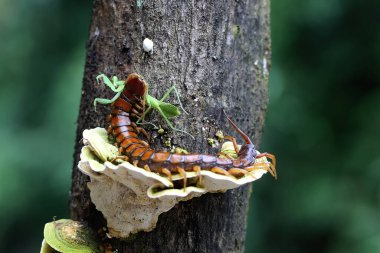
(96, 74, 125, 93)
(93, 92, 121, 111)
(157, 107, 194, 139)
(136, 104, 153, 123)
(136, 84, 192, 138)
(159, 85, 188, 115)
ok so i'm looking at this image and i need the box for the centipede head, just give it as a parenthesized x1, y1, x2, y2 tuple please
(125, 73, 147, 99)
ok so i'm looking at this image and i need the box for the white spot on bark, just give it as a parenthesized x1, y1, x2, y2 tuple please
(94, 27, 100, 37)
(263, 58, 269, 76)
(143, 38, 154, 54)
(226, 33, 233, 46)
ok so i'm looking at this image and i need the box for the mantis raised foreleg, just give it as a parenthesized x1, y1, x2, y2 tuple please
(93, 74, 125, 111)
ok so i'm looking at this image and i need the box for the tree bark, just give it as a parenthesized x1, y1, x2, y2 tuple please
(70, 0, 271, 252)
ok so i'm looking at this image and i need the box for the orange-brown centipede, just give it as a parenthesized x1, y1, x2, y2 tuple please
(106, 73, 277, 183)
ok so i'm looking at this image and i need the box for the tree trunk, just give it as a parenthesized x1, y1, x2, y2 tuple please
(70, 0, 271, 252)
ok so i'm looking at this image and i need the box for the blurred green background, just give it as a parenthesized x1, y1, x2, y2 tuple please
(0, 0, 379, 252)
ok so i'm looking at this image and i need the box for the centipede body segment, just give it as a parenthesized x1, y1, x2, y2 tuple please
(105, 73, 277, 184)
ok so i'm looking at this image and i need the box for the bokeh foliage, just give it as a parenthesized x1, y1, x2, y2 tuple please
(0, 0, 379, 252)
(0, 0, 91, 252)
(247, 0, 380, 253)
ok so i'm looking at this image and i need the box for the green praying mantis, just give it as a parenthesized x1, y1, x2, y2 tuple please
(94, 74, 194, 139)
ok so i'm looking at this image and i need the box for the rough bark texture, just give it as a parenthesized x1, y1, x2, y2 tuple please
(71, 0, 271, 252)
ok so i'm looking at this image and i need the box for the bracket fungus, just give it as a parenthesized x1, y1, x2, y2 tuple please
(78, 128, 270, 238)
(40, 219, 102, 253)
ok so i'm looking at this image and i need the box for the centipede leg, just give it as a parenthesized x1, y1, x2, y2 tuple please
(256, 152, 277, 179)
(131, 122, 150, 141)
(192, 165, 202, 185)
(243, 167, 258, 180)
(134, 103, 143, 112)
(228, 168, 248, 178)
(217, 151, 234, 159)
(256, 152, 276, 165)
(110, 155, 129, 163)
(246, 162, 276, 179)
(159, 168, 172, 182)
(211, 167, 230, 176)
(107, 125, 113, 135)
(224, 135, 240, 154)
(144, 164, 151, 172)
(132, 108, 140, 115)
(136, 127, 150, 141)
(132, 160, 139, 167)
(177, 167, 187, 191)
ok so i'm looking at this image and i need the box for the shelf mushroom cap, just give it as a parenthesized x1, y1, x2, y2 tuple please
(41, 219, 102, 253)
(78, 127, 270, 238)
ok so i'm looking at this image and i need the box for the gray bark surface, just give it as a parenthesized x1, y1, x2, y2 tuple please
(70, 0, 271, 252)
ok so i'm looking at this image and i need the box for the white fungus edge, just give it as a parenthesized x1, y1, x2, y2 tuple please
(78, 127, 269, 238)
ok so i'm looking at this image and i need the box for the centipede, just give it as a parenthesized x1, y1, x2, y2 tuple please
(105, 73, 276, 186)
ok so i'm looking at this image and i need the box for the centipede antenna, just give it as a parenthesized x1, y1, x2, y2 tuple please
(223, 110, 252, 145)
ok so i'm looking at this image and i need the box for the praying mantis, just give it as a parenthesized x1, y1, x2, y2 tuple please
(94, 74, 194, 139)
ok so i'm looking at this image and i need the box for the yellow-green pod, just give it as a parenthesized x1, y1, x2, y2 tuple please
(41, 219, 102, 253)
